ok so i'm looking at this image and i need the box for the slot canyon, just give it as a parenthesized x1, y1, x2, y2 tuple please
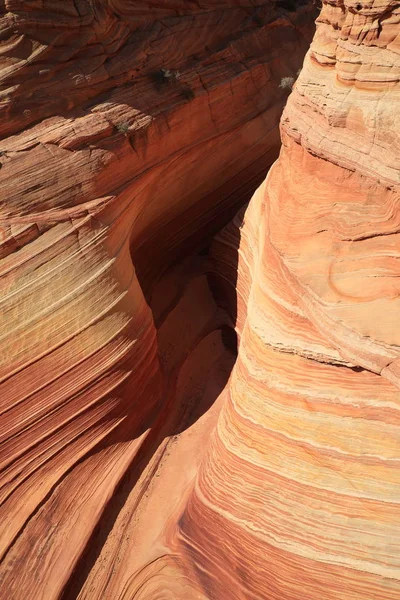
(0, 1, 399, 598)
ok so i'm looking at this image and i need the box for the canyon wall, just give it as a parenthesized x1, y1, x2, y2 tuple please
(2, 0, 399, 598)
(0, 1, 316, 599)
(175, 0, 400, 598)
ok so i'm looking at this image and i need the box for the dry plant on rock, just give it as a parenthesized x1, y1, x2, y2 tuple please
(279, 76, 295, 90)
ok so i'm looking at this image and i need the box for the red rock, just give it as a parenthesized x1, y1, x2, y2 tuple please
(175, 1, 400, 597)
(6, 0, 400, 597)
(0, 1, 315, 598)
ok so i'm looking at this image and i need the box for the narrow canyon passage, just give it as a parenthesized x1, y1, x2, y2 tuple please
(1, 0, 400, 598)
(0, 2, 316, 596)
(63, 249, 240, 599)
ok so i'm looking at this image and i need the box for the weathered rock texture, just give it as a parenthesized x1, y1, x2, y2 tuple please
(0, 1, 316, 598)
(174, 0, 400, 597)
(2, 0, 399, 598)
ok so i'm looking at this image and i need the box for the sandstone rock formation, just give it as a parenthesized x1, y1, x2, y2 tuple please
(2, 0, 399, 598)
(0, 1, 315, 598)
(174, 1, 400, 597)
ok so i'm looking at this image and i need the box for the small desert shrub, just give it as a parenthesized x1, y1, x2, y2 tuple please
(161, 68, 181, 80)
(279, 76, 295, 90)
(152, 68, 181, 86)
(116, 121, 129, 134)
(181, 87, 195, 101)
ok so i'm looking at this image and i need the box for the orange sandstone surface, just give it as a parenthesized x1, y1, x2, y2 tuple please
(177, 1, 400, 598)
(1, 0, 399, 599)
(0, 1, 314, 597)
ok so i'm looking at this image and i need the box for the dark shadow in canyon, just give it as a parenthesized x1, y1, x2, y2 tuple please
(55, 10, 282, 589)
(61, 208, 245, 599)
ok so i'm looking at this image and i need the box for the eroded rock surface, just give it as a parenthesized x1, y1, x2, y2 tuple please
(3, 0, 398, 598)
(175, 1, 400, 597)
(0, 1, 316, 598)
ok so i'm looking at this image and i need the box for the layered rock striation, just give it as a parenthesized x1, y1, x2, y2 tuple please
(2, 0, 398, 598)
(0, 1, 316, 598)
(175, 1, 400, 597)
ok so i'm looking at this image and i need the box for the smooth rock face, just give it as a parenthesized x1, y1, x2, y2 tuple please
(2, 0, 399, 598)
(0, 1, 316, 599)
(175, 1, 400, 598)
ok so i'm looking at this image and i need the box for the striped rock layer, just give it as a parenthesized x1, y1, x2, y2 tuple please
(0, 1, 316, 599)
(175, 0, 400, 598)
(2, 0, 399, 598)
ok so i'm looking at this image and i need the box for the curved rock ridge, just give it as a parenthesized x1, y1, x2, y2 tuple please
(0, 1, 316, 599)
(173, 0, 400, 597)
